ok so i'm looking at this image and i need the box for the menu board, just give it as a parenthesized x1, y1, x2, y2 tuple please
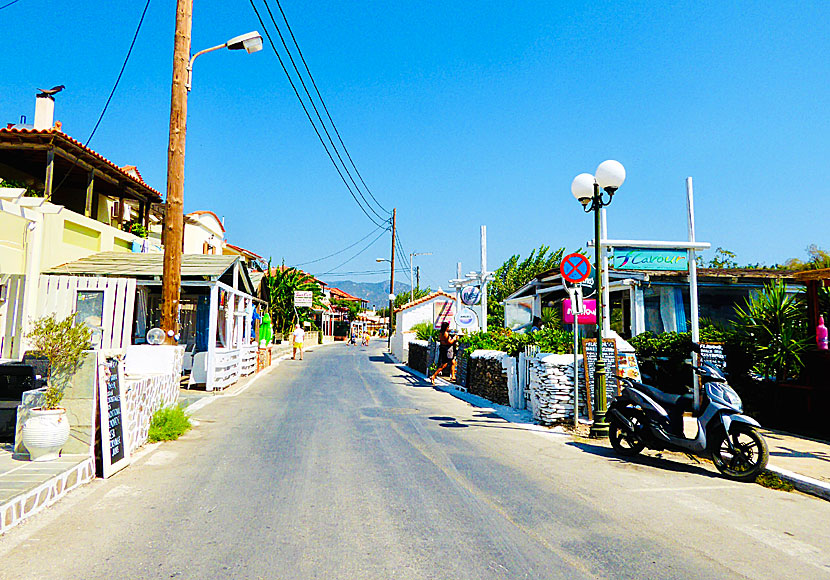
(699, 342, 726, 371)
(97, 354, 130, 478)
(582, 338, 620, 421)
(616, 352, 642, 382)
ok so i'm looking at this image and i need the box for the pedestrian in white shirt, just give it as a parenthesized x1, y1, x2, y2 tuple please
(291, 324, 305, 360)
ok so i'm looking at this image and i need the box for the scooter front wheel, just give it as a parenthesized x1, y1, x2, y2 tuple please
(609, 408, 646, 457)
(711, 424, 769, 482)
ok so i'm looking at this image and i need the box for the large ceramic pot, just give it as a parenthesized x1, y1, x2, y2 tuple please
(22, 408, 70, 461)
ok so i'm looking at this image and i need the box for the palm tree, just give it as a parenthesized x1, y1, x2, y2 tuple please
(265, 261, 324, 336)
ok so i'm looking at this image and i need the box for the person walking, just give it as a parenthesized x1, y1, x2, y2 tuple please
(291, 323, 305, 360)
(430, 321, 458, 384)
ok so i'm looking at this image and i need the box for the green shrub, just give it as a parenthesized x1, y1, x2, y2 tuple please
(148, 405, 191, 442)
(411, 321, 438, 341)
(26, 313, 92, 409)
(734, 280, 809, 382)
(458, 327, 573, 359)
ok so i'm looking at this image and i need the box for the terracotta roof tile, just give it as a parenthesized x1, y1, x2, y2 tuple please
(394, 290, 455, 313)
(0, 127, 162, 200)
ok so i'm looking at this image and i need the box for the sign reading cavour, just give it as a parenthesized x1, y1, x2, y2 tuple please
(612, 247, 688, 271)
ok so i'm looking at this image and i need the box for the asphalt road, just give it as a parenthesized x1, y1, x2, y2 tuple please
(2, 341, 829, 579)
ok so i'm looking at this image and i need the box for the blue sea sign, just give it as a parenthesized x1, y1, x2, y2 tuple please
(612, 247, 688, 271)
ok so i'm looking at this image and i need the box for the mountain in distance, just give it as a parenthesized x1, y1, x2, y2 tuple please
(324, 280, 411, 309)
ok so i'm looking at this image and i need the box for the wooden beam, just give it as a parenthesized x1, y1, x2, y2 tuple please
(44, 147, 54, 199)
(85, 169, 95, 217)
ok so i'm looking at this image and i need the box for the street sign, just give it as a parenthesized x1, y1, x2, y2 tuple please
(294, 290, 313, 308)
(456, 306, 478, 329)
(562, 298, 597, 324)
(460, 285, 481, 306)
(433, 300, 456, 329)
(561, 253, 592, 284)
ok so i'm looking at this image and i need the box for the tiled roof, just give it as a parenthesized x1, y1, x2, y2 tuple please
(330, 287, 366, 302)
(225, 242, 262, 260)
(394, 290, 455, 313)
(186, 210, 226, 232)
(0, 127, 162, 201)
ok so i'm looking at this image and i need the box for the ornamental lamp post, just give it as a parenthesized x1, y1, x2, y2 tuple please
(570, 159, 626, 438)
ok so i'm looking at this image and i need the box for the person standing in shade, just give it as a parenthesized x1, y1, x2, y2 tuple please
(430, 321, 458, 384)
(291, 323, 305, 360)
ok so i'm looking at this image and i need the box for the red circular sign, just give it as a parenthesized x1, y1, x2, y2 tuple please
(560, 253, 592, 284)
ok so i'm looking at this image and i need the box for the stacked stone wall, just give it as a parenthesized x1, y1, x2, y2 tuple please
(467, 351, 509, 406)
(527, 353, 586, 425)
(408, 340, 430, 375)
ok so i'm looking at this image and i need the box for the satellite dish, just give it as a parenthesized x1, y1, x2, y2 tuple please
(146, 328, 165, 345)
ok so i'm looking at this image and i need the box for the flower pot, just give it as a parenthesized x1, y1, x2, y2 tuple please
(22, 408, 70, 461)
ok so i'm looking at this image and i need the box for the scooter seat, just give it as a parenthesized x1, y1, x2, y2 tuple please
(630, 381, 693, 410)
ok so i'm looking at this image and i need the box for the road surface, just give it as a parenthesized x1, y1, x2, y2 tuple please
(1, 341, 829, 579)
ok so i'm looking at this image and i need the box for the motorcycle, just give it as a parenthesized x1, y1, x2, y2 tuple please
(607, 346, 768, 482)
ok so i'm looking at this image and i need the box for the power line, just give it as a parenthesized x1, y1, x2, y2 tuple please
(249, 0, 388, 228)
(0, 0, 22, 10)
(317, 228, 388, 275)
(86, 0, 151, 147)
(49, 0, 152, 199)
(261, 0, 388, 224)
(291, 223, 387, 267)
(272, 0, 389, 216)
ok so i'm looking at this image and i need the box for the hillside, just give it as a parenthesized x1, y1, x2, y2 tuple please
(324, 280, 411, 309)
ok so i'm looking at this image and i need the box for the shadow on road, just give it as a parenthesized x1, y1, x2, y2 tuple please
(566, 440, 724, 479)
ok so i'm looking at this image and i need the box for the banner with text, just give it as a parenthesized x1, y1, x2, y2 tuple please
(612, 247, 688, 271)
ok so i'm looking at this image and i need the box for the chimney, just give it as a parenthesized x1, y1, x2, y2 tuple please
(34, 95, 54, 130)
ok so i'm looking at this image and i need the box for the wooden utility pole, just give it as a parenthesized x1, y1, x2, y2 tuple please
(387, 208, 396, 350)
(161, 0, 193, 344)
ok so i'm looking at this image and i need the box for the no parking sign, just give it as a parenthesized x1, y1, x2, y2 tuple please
(560, 253, 592, 284)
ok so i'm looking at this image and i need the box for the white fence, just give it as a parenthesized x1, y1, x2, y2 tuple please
(36, 275, 136, 349)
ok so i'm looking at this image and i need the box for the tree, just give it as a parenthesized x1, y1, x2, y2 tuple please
(332, 298, 362, 322)
(784, 244, 830, 271)
(708, 247, 738, 269)
(265, 261, 324, 336)
(487, 245, 565, 328)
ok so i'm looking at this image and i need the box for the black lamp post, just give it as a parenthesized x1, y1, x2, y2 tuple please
(571, 160, 626, 438)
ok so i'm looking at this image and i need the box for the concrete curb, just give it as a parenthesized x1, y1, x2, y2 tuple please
(765, 465, 830, 502)
(383, 352, 830, 502)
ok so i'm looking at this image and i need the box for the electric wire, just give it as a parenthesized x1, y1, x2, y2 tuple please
(0, 0, 22, 10)
(48, 0, 152, 200)
(272, 0, 389, 216)
(291, 222, 387, 267)
(249, 0, 388, 228)
(261, 0, 388, 224)
(316, 228, 388, 275)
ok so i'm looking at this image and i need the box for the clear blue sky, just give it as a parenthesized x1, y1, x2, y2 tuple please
(3, 1, 829, 291)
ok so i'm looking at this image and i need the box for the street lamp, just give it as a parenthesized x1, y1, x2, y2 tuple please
(409, 252, 432, 303)
(570, 159, 626, 438)
(186, 31, 263, 91)
(160, 27, 262, 344)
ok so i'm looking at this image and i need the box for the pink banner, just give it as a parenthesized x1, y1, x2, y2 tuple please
(562, 299, 597, 324)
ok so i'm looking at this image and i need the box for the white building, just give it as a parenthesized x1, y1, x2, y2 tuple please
(391, 291, 456, 362)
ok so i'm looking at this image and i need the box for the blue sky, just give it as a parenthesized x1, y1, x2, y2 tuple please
(3, 1, 829, 291)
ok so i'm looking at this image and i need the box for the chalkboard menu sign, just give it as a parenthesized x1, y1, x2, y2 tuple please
(97, 354, 130, 478)
(699, 342, 726, 371)
(582, 338, 620, 421)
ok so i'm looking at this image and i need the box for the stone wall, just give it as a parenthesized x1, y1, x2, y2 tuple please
(527, 353, 587, 425)
(467, 350, 510, 406)
(408, 340, 430, 375)
(122, 346, 184, 456)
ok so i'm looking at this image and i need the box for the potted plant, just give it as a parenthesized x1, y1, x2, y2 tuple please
(21, 313, 91, 461)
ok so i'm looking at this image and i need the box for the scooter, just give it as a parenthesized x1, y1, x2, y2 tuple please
(607, 346, 768, 482)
